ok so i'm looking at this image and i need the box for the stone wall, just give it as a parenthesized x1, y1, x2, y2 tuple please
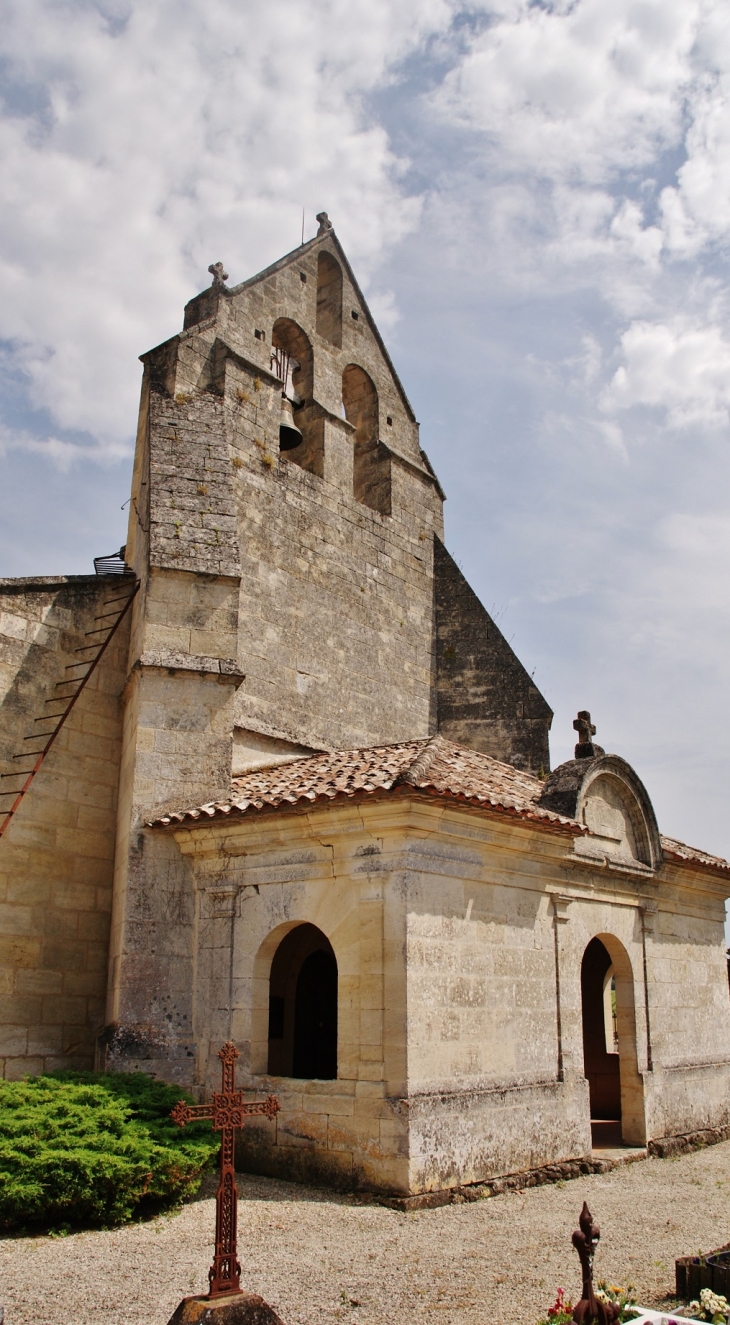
(433, 538, 552, 773)
(0, 576, 129, 1076)
(158, 801, 413, 1193)
(103, 234, 450, 1074)
(161, 792, 730, 1195)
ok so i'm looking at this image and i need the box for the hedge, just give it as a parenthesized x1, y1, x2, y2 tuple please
(0, 1071, 218, 1233)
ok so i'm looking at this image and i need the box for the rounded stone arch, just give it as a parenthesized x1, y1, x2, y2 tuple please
(580, 930, 646, 1147)
(342, 363, 390, 514)
(251, 920, 338, 1080)
(540, 754, 662, 870)
(316, 250, 343, 347)
(272, 317, 313, 406)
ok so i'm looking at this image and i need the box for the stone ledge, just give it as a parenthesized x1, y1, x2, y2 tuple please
(648, 1123, 730, 1158)
(134, 651, 245, 683)
(379, 1150, 650, 1212)
(380, 1124, 730, 1211)
(378, 439, 446, 499)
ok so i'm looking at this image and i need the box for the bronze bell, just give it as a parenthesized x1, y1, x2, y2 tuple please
(279, 395, 303, 451)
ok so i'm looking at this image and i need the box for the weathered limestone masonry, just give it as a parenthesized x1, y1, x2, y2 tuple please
(2, 223, 730, 1202)
(154, 739, 730, 1196)
(103, 225, 552, 1083)
(0, 577, 129, 1075)
(434, 538, 551, 773)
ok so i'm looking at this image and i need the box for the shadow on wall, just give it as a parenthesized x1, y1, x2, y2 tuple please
(342, 363, 390, 516)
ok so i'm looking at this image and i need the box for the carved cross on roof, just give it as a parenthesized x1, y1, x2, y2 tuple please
(316, 211, 333, 235)
(208, 261, 229, 288)
(573, 710, 603, 760)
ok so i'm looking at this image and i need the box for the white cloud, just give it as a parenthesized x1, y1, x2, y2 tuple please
(601, 319, 730, 427)
(429, 0, 730, 323)
(0, 0, 455, 459)
(0, 422, 127, 471)
(438, 0, 696, 185)
(3, 0, 730, 862)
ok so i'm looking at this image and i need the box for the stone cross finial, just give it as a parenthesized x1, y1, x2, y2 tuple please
(208, 261, 229, 288)
(316, 211, 333, 235)
(573, 710, 602, 760)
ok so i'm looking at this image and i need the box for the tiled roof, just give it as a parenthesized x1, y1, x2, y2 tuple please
(149, 735, 577, 830)
(148, 735, 730, 875)
(660, 837, 730, 873)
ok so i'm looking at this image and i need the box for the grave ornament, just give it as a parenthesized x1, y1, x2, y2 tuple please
(166, 1041, 286, 1325)
(572, 1202, 621, 1325)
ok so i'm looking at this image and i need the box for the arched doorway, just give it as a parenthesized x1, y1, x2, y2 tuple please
(580, 934, 646, 1148)
(267, 923, 337, 1080)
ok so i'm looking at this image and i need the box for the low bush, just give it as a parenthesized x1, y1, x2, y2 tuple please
(0, 1071, 218, 1234)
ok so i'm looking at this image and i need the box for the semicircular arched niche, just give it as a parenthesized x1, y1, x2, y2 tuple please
(539, 754, 662, 870)
(580, 771, 648, 864)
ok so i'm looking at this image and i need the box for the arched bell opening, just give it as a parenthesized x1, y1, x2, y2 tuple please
(271, 319, 323, 473)
(316, 251, 343, 347)
(267, 923, 337, 1080)
(580, 934, 646, 1149)
(343, 363, 390, 515)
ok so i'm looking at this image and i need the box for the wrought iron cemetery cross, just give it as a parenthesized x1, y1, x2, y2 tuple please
(171, 1042, 280, 1298)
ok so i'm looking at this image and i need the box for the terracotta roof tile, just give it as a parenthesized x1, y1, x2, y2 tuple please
(660, 836, 730, 873)
(148, 737, 730, 876)
(149, 735, 577, 830)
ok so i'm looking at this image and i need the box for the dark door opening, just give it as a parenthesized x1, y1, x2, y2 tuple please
(293, 949, 338, 1079)
(581, 936, 622, 1148)
(267, 923, 338, 1080)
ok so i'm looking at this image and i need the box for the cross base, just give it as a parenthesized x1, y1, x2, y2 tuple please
(166, 1291, 286, 1325)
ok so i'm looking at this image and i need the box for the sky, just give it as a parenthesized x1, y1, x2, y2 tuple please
(1, 0, 730, 861)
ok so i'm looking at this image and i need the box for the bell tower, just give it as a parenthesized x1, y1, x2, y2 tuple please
(105, 218, 552, 1079)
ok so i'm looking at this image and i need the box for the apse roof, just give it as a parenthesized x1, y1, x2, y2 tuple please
(148, 735, 729, 876)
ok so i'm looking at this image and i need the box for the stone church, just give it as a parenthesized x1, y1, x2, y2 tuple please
(1, 216, 730, 1198)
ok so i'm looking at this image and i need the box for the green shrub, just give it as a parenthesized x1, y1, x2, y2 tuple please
(0, 1071, 218, 1233)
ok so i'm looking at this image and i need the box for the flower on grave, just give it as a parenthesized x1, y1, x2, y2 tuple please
(539, 1287, 574, 1325)
(697, 1289, 730, 1323)
(548, 1288, 573, 1317)
(595, 1281, 639, 1323)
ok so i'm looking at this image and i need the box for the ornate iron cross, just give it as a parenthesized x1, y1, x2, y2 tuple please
(171, 1042, 280, 1298)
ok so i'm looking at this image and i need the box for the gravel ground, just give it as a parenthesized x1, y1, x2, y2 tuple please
(2, 1143, 729, 1325)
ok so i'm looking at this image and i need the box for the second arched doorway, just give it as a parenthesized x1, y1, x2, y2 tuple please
(267, 923, 337, 1080)
(580, 933, 646, 1148)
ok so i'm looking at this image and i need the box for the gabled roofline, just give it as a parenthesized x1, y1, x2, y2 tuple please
(228, 229, 419, 425)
